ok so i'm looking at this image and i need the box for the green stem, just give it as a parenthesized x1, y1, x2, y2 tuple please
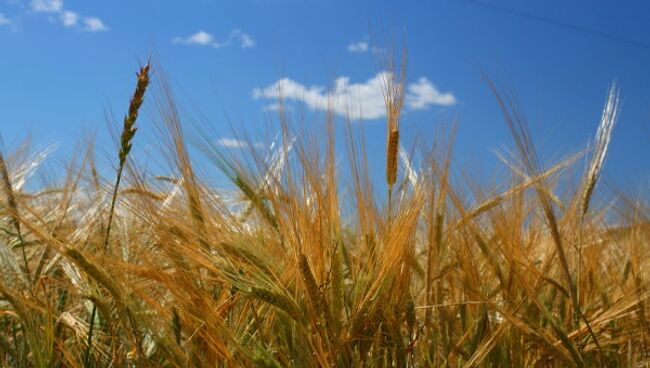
(17, 232, 30, 283)
(83, 305, 97, 367)
(103, 164, 124, 252)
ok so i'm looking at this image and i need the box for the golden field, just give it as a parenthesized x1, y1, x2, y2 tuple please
(0, 61, 648, 367)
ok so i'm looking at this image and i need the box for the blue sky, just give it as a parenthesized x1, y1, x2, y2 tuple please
(1, 0, 649, 193)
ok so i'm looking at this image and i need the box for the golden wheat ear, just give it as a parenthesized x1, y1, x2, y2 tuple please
(386, 129, 399, 188)
(119, 64, 150, 166)
(105, 63, 151, 252)
(379, 47, 406, 216)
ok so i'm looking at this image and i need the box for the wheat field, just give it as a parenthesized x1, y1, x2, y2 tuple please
(0, 62, 648, 367)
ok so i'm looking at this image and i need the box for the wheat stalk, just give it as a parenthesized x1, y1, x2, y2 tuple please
(576, 81, 619, 352)
(0, 151, 30, 282)
(86, 63, 149, 366)
(383, 69, 405, 190)
(380, 49, 406, 215)
(104, 63, 150, 252)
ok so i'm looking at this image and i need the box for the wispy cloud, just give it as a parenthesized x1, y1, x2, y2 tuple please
(31, 0, 63, 13)
(262, 103, 293, 112)
(30, 0, 108, 31)
(347, 37, 385, 54)
(0, 13, 12, 25)
(60, 11, 77, 27)
(232, 29, 255, 48)
(216, 138, 263, 149)
(82, 16, 108, 32)
(253, 72, 456, 120)
(348, 40, 369, 53)
(173, 29, 255, 49)
(173, 30, 214, 45)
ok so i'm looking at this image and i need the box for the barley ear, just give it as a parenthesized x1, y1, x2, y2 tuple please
(386, 129, 399, 188)
(104, 63, 151, 252)
(249, 287, 302, 322)
(380, 48, 406, 210)
(0, 151, 30, 282)
(118, 64, 150, 168)
(298, 253, 328, 319)
(581, 81, 619, 218)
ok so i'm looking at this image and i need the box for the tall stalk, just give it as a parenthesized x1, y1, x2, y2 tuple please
(381, 50, 406, 219)
(85, 63, 150, 367)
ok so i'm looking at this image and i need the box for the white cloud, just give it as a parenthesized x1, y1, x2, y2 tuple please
(60, 10, 77, 27)
(262, 103, 293, 112)
(173, 29, 255, 49)
(29, 0, 108, 32)
(0, 13, 11, 25)
(253, 72, 456, 120)
(348, 40, 369, 53)
(240, 34, 255, 48)
(83, 16, 108, 32)
(31, 0, 63, 13)
(173, 30, 215, 45)
(217, 138, 263, 149)
(347, 38, 385, 54)
(406, 77, 457, 108)
(231, 29, 255, 48)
